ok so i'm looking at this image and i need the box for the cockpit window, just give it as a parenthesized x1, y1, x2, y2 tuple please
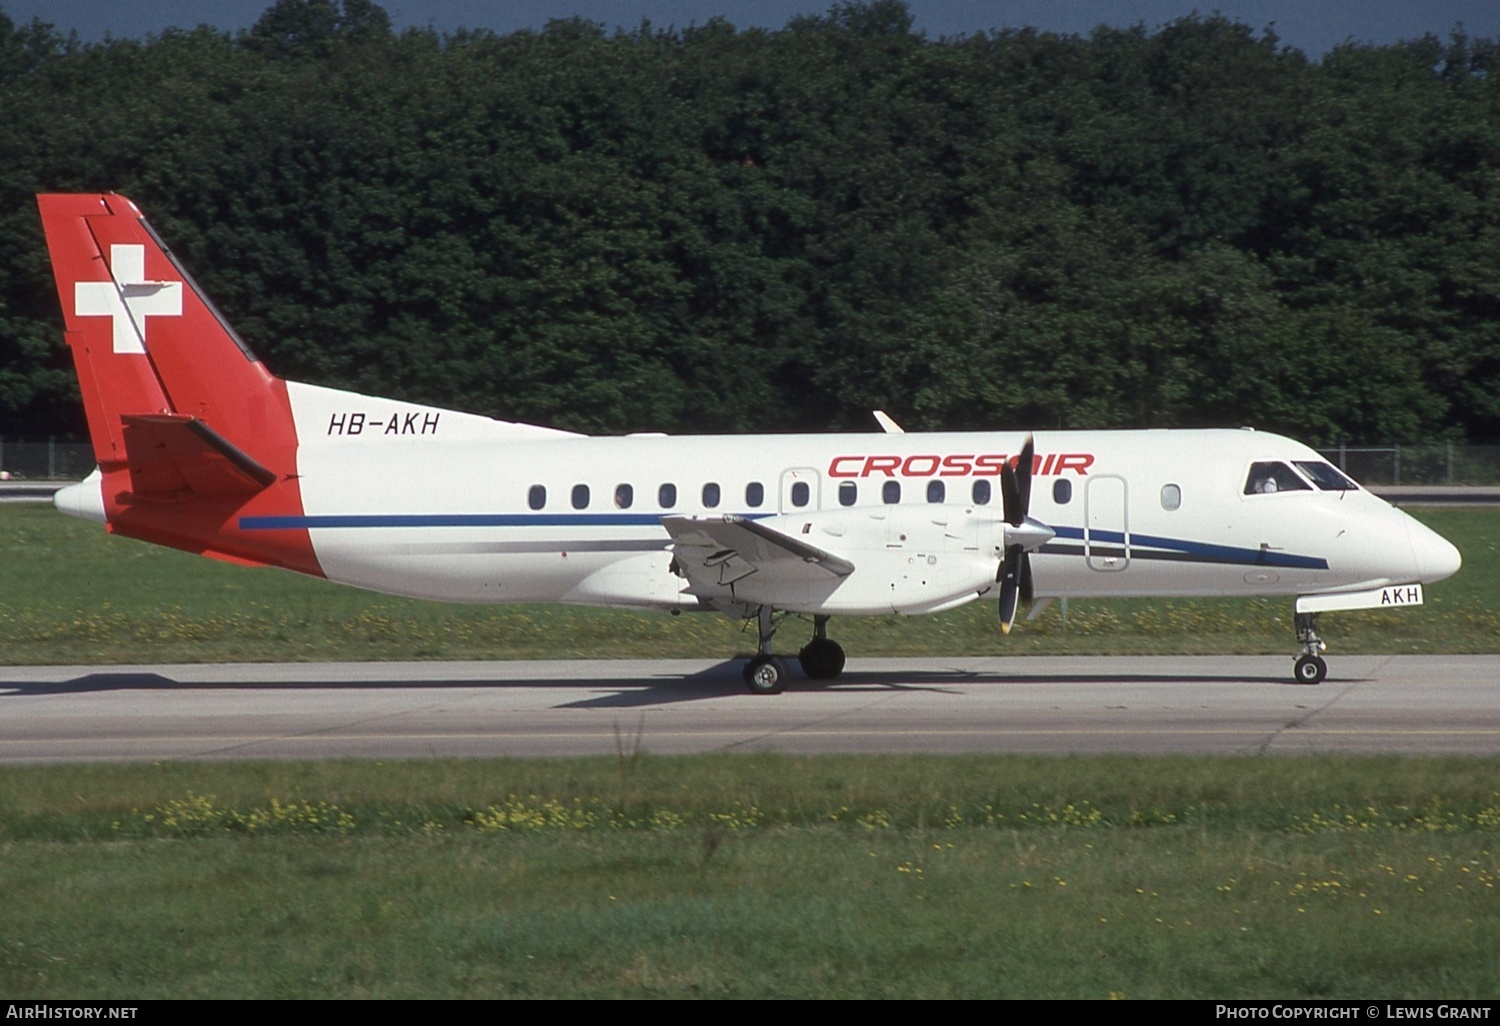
(1294, 461, 1359, 492)
(1243, 461, 1312, 495)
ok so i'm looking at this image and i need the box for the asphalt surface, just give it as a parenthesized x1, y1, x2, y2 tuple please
(1, 655, 1496, 762)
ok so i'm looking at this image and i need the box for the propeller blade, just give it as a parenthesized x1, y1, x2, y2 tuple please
(1000, 434, 1035, 528)
(1000, 465, 1021, 527)
(998, 545, 1023, 634)
(998, 434, 1040, 634)
(1015, 434, 1034, 518)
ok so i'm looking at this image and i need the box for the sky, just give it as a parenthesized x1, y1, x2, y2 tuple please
(2, 0, 1496, 58)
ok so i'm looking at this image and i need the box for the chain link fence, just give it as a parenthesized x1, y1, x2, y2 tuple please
(0, 439, 94, 480)
(1315, 445, 1500, 487)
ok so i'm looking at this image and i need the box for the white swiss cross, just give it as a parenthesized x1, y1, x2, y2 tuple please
(74, 244, 183, 354)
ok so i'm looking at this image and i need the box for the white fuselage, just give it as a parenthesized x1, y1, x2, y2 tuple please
(258, 383, 1460, 616)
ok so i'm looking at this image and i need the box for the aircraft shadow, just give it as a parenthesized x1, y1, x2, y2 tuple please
(0, 662, 1324, 705)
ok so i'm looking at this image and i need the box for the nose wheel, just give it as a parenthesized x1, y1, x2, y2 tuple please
(1294, 654, 1328, 685)
(1292, 612, 1328, 684)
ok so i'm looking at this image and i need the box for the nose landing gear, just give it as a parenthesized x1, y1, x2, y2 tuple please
(1293, 612, 1328, 684)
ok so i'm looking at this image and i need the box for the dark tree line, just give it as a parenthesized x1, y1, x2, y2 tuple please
(2, 0, 1498, 443)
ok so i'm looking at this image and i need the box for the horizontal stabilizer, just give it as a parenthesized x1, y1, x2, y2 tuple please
(121, 413, 278, 498)
(663, 514, 855, 591)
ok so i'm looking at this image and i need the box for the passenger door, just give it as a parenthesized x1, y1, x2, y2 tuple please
(1085, 474, 1130, 571)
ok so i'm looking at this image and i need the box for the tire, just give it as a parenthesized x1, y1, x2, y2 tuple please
(744, 655, 788, 695)
(1293, 655, 1327, 685)
(798, 638, 846, 680)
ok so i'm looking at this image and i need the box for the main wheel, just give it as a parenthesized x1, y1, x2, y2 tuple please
(1293, 654, 1328, 685)
(798, 637, 846, 680)
(744, 655, 789, 695)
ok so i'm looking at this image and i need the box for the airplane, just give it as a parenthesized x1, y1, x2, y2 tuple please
(37, 193, 1462, 693)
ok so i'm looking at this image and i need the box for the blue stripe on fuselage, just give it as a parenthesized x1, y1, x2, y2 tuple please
(240, 512, 763, 530)
(1047, 526, 1328, 570)
(240, 515, 1328, 570)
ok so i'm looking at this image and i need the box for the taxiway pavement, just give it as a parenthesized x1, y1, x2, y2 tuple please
(1, 655, 1497, 762)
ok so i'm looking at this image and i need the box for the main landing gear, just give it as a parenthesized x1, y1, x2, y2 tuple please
(1293, 612, 1328, 685)
(742, 609, 847, 694)
(743, 606, 791, 694)
(799, 615, 847, 680)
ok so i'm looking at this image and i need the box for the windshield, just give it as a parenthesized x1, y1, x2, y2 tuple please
(1294, 460, 1359, 492)
(1243, 461, 1312, 495)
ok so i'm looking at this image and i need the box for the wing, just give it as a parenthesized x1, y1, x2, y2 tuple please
(662, 515, 855, 592)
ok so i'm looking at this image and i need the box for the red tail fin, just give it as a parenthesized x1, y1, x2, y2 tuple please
(38, 194, 289, 466)
(38, 193, 320, 574)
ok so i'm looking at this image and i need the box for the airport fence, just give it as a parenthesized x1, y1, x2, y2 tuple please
(3, 437, 1500, 486)
(0, 439, 93, 480)
(1314, 445, 1500, 486)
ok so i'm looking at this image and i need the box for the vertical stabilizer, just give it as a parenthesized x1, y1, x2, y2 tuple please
(37, 193, 321, 575)
(38, 194, 173, 466)
(38, 193, 290, 465)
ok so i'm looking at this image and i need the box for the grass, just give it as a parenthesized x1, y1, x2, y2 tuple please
(0, 754, 1496, 998)
(0, 504, 1494, 664)
(3, 505, 1496, 997)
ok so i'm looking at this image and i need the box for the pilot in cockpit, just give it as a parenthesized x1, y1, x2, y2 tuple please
(1245, 461, 1314, 496)
(1246, 459, 1362, 496)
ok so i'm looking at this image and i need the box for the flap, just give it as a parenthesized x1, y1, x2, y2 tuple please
(662, 514, 855, 591)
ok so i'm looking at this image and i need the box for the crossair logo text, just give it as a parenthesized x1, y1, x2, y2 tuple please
(828, 453, 1095, 479)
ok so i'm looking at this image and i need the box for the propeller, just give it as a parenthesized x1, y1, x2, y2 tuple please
(997, 435, 1052, 634)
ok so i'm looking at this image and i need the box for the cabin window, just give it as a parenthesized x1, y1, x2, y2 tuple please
(614, 483, 633, 509)
(746, 482, 765, 508)
(1053, 479, 1072, 504)
(790, 481, 810, 508)
(1161, 484, 1181, 511)
(571, 484, 590, 509)
(1294, 461, 1359, 492)
(882, 480, 901, 504)
(1244, 461, 1311, 495)
(972, 480, 991, 505)
(839, 481, 858, 507)
(658, 483, 677, 508)
(702, 482, 720, 508)
(927, 480, 945, 503)
(527, 485, 546, 511)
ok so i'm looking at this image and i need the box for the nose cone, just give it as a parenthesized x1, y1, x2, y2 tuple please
(1408, 517, 1462, 584)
